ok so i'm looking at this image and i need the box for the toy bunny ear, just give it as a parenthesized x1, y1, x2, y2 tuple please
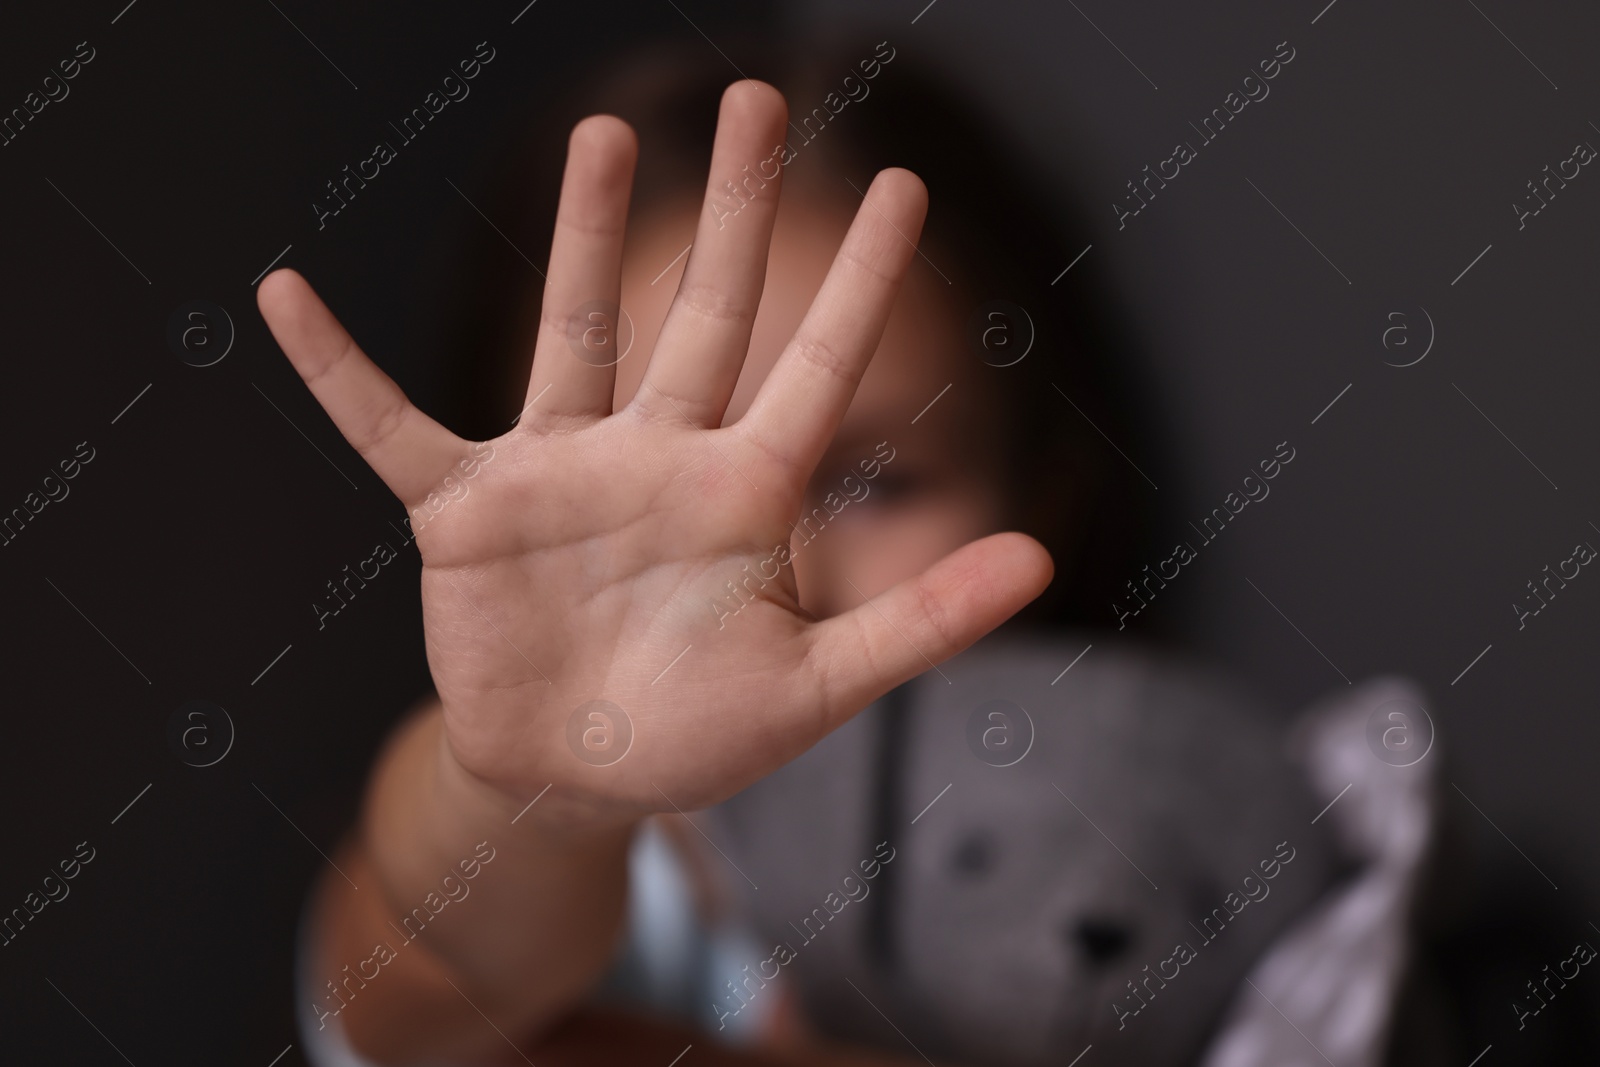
(1199, 676, 1441, 1067)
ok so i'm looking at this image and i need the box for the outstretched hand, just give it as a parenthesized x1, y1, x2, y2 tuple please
(257, 80, 1051, 821)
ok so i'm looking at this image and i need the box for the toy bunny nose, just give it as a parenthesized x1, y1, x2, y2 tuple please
(1072, 917, 1134, 965)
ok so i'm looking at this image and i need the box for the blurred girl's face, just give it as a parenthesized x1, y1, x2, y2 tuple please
(613, 196, 1008, 619)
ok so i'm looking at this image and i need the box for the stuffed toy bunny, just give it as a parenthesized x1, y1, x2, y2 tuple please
(705, 634, 1439, 1067)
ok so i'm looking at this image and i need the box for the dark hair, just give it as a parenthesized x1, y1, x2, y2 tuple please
(429, 38, 1177, 633)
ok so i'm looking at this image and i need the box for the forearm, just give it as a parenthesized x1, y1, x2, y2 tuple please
(309, 699, 636, 1063)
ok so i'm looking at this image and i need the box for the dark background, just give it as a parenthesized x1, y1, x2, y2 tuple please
(1, 0, 1596, 1062)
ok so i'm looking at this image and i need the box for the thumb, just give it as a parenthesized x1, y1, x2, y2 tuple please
(804, 532, 1054, 727)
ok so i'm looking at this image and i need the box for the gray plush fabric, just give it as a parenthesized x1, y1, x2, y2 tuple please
(705, 634, 1418, 1066)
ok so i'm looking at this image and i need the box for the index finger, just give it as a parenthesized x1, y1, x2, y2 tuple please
(733, 168, 928, 478)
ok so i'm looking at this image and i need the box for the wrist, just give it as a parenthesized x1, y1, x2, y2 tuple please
(428, 707, 641, 844)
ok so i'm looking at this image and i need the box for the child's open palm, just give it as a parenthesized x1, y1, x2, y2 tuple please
(257, 81, 1051, 821)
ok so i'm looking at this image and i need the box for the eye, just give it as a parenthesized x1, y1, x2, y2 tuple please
(949, 831, 996, 878)
(1072, 918, 1134, 965)
(863, 471, 923, 503)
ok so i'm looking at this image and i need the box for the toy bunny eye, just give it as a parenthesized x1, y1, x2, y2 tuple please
(949, 831, 996, 877)
(1072, 917, 1133, 965)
